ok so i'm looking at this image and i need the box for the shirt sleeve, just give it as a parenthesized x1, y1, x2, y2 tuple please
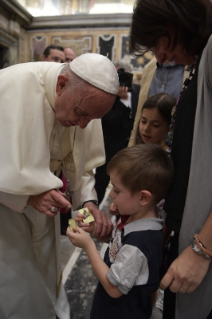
(0, 191, 29, 213)
(71, 170, 98, 210)
(107, 244, 149, 295)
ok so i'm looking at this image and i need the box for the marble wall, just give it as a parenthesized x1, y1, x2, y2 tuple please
(0, 1, 154, 80)
(26, 27, 154, 82)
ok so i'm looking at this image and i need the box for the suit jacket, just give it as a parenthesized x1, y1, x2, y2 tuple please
(101, 83, 140, 161)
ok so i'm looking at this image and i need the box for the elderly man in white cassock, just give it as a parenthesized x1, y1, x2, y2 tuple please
(0, 53, 119, 319)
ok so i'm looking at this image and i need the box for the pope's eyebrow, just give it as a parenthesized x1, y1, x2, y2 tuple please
(74, 106, 90, 117)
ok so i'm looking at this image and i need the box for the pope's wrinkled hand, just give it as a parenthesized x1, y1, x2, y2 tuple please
(27, 189, 72, 217)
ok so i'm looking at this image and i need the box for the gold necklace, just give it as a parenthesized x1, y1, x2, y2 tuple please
(56, 120, 76, 197)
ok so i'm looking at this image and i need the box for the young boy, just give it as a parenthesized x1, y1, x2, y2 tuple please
(67, 144, 174, 319)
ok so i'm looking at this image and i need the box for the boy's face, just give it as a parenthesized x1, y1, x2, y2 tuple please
(109, 171, 141, 216)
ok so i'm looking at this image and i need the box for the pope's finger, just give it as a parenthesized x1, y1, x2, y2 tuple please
(160, 272, 174, 290)
(49, 189, 69, 202)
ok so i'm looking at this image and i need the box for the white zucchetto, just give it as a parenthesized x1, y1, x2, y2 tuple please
(69, 53, 119, 95)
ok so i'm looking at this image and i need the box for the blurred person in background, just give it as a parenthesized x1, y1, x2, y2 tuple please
(41, 44, 65, 63)
(64, 47, 76, 62)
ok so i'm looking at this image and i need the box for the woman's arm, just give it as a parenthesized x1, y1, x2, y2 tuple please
(160, 211, 212, 293)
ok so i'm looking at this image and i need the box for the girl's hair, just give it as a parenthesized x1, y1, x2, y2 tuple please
(136, 93, 176, 144)
(129, 0, 212, 57)
(107, 144, 174, 202)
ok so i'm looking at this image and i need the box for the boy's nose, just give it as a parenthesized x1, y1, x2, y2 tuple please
(109, 190, 114, 199)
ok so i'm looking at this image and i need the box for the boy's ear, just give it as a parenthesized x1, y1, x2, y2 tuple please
(56, 74, 68, 95)
(139, 190, 152, 206)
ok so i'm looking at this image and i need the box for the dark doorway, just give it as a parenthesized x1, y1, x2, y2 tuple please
(0, 44, 9, 69)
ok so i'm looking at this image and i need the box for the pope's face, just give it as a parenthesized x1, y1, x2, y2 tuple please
(55, 75, 115, 128)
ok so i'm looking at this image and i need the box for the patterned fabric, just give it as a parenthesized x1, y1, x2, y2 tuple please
(167, 62, 197, 147)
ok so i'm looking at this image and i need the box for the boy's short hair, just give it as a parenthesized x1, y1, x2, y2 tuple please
(107, 144, 174, 202)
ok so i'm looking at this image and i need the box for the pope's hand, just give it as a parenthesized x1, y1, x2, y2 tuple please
(66, 226, 93, 250)
(82, 202, 113, 239)
(27, 189, 72, 217)
(160, 245, 211, 293)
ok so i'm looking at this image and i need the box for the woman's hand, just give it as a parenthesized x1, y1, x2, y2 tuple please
(160, 245, 211, 293)
(27, 189, 71, 217)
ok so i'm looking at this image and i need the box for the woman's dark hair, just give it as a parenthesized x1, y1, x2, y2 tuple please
(136, 93, 176, 144)
(129, 0, 212, 57)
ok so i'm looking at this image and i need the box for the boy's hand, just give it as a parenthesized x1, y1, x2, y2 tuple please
(109, 202, 119, 216)
(82, 204, 113, 238)
(75, 209, 96, 234)
(66, 226, 93, 250)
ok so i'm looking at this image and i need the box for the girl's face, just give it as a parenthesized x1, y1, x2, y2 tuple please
(139, 107, 170, 147)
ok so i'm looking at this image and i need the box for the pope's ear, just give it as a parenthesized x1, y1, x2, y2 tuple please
(139, 190, 152, 206)
(56, 74, 68, 95)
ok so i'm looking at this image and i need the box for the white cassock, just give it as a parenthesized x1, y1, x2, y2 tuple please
(0, 62, 105, 319)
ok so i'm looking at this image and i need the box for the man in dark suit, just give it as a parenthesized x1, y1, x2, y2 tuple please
(95, 62, 140, 204)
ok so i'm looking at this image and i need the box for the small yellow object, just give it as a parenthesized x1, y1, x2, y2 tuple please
(79, 207, 95, 223)
(68, 208, 95, 232)
(68, 218, 77, 232)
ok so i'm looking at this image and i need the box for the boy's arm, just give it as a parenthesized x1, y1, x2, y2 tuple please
(67, 227, 123, 298)
(85, 238, 123, 298)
